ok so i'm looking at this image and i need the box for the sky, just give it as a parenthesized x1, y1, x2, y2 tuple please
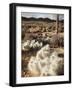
(21, 12, 64, 20)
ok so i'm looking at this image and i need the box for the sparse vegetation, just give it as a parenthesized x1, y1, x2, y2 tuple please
(21, 16, 64, 77)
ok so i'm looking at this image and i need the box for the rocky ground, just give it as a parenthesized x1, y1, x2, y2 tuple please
(21, 18, 64, 77)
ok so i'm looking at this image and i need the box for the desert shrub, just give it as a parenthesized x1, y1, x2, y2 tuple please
(28, 45, 64, 76)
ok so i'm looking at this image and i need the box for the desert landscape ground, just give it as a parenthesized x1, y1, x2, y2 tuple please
(21, 16, 64, 77)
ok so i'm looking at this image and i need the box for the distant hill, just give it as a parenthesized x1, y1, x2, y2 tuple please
(59, 20, 64, 23)
(22, 17, 64, 23)
(22, 17, 56, 22)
